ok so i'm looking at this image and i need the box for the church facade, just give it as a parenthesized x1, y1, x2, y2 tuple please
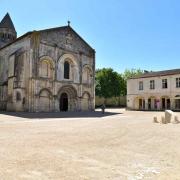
(0, 13, 95, 112)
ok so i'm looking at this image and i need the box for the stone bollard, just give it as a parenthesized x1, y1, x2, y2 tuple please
(161, 116, 166, 124)
(165, 110, 173, 123)
(153, 116, 159, 123)
(173, 116, 180, 124)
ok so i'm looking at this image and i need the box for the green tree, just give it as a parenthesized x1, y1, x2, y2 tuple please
(95, 68, 121, 101)
(118, 74, 126, 96)
(95, 68, 144, 103)
(123, 68, 144, 80)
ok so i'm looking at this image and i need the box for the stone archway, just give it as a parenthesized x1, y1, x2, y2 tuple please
(39, 56, 55, 79)
(60, 93, 68, 111)
(175, 95, 180, 110)
(161, 96, 170, 110)
(57, 54, 79, 83)
(134, 97, 145, 110)
(58, 85, 77, 111)
(82, 65, 93, 84)
(148, 96, 156, 110)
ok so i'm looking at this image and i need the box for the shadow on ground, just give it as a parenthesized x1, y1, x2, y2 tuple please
(0, 111, 121, 119)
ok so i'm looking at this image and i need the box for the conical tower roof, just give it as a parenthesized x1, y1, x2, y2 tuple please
(0, 13, 16, 32)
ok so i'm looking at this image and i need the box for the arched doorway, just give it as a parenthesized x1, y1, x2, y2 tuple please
(161, 96, 170, 110)
(139, 98, 145, 110)
(134, 97, 145, 110)
(60, 93, 68, 111)
(148, 96, 156, 110)
(175, 95, 180, 110)
(58, 85, 78, 111)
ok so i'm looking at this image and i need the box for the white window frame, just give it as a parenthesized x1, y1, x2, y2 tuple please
(162, 79, 168, 89)
(176, 78, 180, 88)
(139, 81, 143, 90)
(150, 80, 155, 89)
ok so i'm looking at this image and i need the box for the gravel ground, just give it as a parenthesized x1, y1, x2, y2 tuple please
(0, 109, 180, 180)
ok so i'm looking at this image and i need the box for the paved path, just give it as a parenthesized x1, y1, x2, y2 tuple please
(0, 109, 180, 179)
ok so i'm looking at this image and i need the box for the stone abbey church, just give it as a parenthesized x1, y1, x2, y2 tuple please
(0, 13, 95, 112)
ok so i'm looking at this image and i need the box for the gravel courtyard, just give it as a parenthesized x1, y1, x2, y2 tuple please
(0, 109, 180, 180)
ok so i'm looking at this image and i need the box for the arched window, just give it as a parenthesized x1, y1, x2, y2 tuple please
(64, 61, 70, 79)
(82, 66, 92, 84)
(40, 59, 53, 78)
(16, 92, 21, 101)
(41, 61, 48, 77)
(39, 57, 55, 79)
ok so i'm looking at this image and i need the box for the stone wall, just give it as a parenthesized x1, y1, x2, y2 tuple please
(95, 96, 126, 107)
(0, 36, 31, 111)
(31, 27, 95, 112)
(0, 26, 95, 112)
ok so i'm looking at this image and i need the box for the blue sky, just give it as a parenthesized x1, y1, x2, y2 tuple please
(1, 0, 180, 73)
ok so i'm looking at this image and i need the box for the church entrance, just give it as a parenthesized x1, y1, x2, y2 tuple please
(58, 85, 77, 111)
(60, 93, 68, 111)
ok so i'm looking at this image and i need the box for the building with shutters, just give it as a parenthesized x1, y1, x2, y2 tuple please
(127, 69, 180, 111)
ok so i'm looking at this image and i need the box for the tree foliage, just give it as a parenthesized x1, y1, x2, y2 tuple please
(95, 68, 122, 98)
(95, 68, 143, 98)
(123, 68, 144, 80)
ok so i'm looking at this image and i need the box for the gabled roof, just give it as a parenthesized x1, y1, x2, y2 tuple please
(38, 25, 95, 51)
(130, 69, 180, 79)
(0, 25, 95, 52)
(0, 13, 16, 32)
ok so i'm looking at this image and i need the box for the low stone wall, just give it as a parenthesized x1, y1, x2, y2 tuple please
(95, 96, 126, 107)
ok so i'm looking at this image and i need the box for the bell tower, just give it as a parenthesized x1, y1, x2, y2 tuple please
(0, 13, 17, 48)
